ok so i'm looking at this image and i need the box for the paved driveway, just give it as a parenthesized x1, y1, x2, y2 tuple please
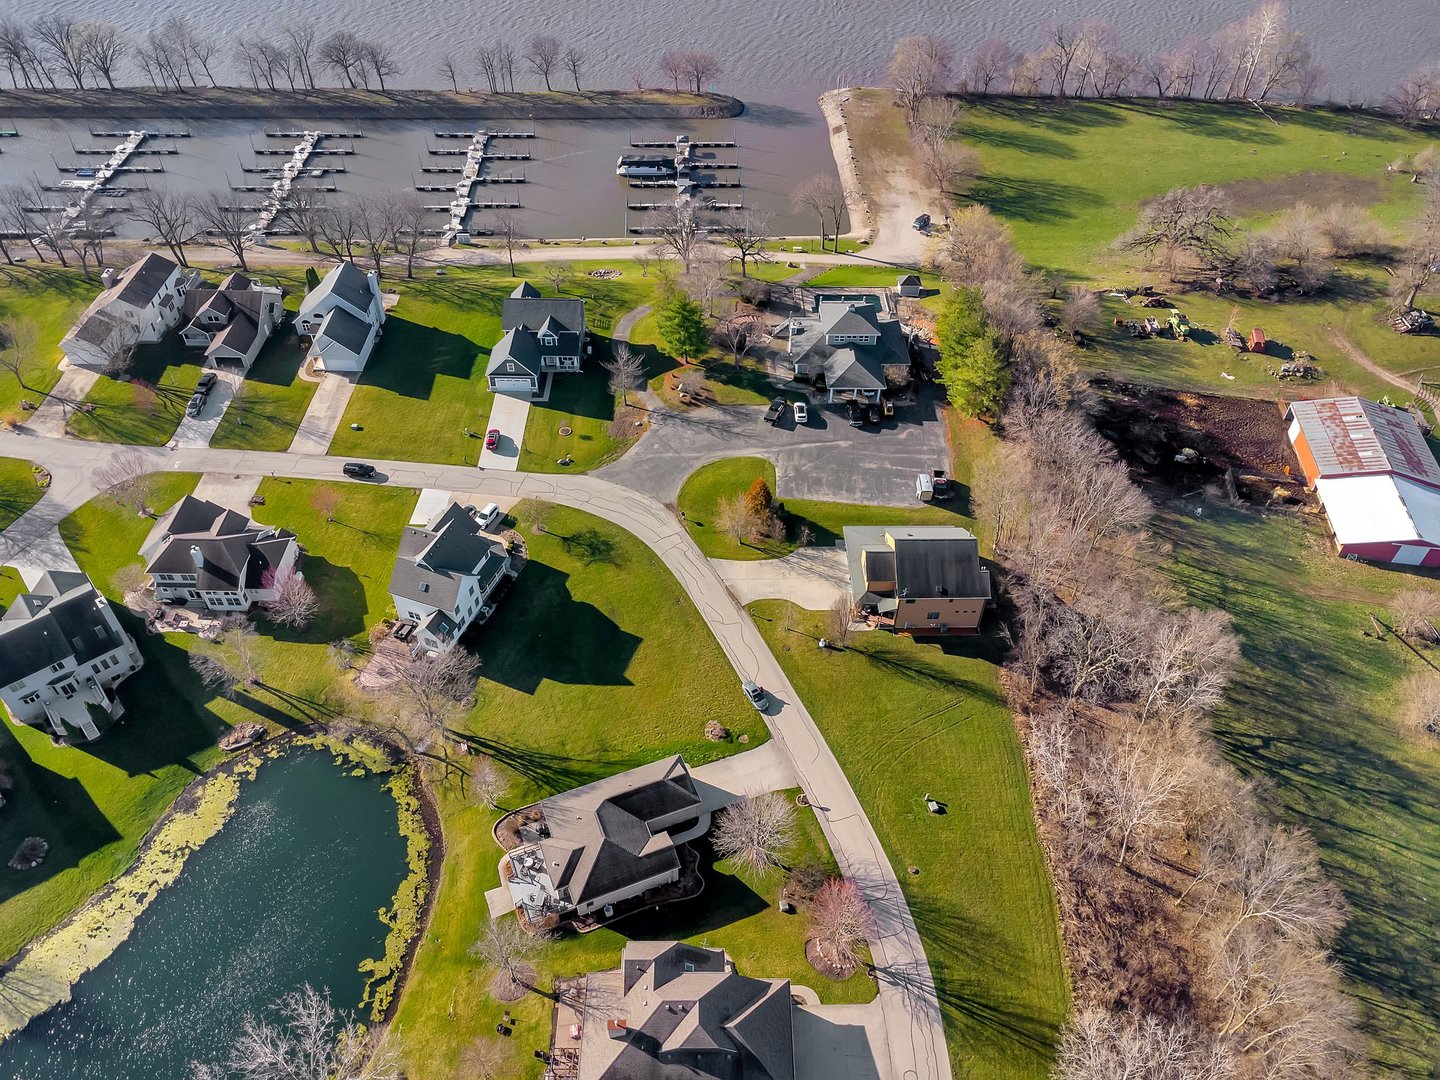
(170, 370, 243, 449)
(711, 547, 850, 610)
(597, 389, 949, 507)
(478, 392, 530, 471)
(288, 372, 358, 455)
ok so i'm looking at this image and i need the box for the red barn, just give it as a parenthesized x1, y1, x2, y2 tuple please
(1285, 396, 1440, 566)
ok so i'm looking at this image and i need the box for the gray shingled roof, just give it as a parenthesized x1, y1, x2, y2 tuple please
(790, 300, 908, 391)
(314, 261, 375, 315)
(144, 495, 296, 593)
(0, 573, 126, 688)
(111, 252, 179, 308)
(315, 306, 373, 356)
(487, 328, 541, 378)
(389, 502, 508, 613)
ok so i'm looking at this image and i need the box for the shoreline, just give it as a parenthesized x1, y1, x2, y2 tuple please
(818, 89, 874, 244)
(0, 87, 744, 121)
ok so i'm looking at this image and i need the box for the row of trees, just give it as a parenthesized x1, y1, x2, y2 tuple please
(927, 210, 1367, 1076)
(889, 2, 1321, 107)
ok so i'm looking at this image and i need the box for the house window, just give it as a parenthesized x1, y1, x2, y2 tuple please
(505, 363, 516, 372)
(927, 611, 940, 620)
(420, 582, 430, 593)
(6, 680, 22, 692)
(95, 626, 107, 638)
(50, 661, 66, 673)
(20, 692, 40, 705)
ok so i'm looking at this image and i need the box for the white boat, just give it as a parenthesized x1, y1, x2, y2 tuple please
(616, 155, 676, 178)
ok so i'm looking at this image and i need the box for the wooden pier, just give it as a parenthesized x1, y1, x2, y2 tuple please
(629, 137, 736, 148)
(265, 128, 364, 138)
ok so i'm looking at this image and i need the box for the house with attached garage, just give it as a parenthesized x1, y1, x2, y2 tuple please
(788, 293, 911, 403)
(1286, 395, 1440, 566)
(388, 502, 517, 655)
(844, 524, 991, 635)
(59, 252, 200, 370)
(0, 571, 144, 742)
(294, 262, 386, 373)
(141, 495, 300, 612)
(178, 272, 285, 372)
(502, 755, 708, 923)
(486, 281, 587, 396)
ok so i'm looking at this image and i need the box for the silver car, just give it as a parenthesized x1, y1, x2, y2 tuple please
(742, 680, 766, 710)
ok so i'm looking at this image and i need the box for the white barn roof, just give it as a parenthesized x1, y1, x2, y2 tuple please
(1314, 474, 1440, 548)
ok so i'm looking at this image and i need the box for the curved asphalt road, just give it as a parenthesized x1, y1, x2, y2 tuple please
(0, 434, 951, 1080)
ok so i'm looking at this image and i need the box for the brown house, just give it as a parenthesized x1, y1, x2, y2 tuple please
(844, 525, 991, 635)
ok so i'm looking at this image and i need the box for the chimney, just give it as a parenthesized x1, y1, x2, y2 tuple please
(101, 267, 117, 289)
(606, 1019, 629, 1040)
(189, 545, 204, 569)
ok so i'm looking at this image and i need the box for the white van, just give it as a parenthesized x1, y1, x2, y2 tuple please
(916, 472, 934, 502)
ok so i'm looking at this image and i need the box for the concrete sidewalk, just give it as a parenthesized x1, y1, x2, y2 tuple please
(690, 741, 797, 808)
(478, 392, 530, 471)
(287, 372, 358, 455)
(23, 367, 100, 439)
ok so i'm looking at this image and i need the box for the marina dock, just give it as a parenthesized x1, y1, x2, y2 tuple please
(433, 129, 532, 243)
(55, 130, 170, 230)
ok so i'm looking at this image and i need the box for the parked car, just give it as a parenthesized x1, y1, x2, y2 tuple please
(916, 472, 934, 502)
(476, 502, 501, 528)
(931, 468, 953, 500)
(485, 428, 501, 449)
(792, 401, 808, 425)
(846, 400, 864, 427)
(742, 680, 767, 710)
(867, 404, 881, 425)
(882, 398, 895, 418)
(764, 397, 787, 424)
(195, 371, 218, 395)
(342, 461, 376, 478)
(184, 393, 205, 418)
(913, 213, 931, 231)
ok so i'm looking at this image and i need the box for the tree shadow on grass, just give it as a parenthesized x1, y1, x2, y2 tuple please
(970, 174, 1105, 226)
(534, 356, 616, 424)
(456, 733, 638, 794)
(471, 562, 640, 693)
(254, 557, 367, 643)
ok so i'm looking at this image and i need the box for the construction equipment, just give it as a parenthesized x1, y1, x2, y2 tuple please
(1169, 310, 1191, 340)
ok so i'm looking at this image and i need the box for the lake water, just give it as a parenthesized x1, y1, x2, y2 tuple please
(0, 752, 409, 1080)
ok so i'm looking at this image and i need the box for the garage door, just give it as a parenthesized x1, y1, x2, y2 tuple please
(491, 377, 534, 392)
(1393, 544, 1429, 566)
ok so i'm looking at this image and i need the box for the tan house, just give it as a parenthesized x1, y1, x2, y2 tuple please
(844, 525, 991, 635)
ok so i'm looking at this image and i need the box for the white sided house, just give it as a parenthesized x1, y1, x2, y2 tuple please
(294, 262, 386, 373)
(504, 756, 708, 922)
(59, 253, 200, 370)
(141, 495, 300, 612)
(0, 571, 144, 741)
(486, 281, 588, 396)
(788, 292, 911, 403)
(388, 502, 517, 655)
(178, 272, 285, 372)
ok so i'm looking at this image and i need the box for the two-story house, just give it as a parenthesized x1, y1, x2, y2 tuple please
(294, 262, 386, 373)
(388, 502, 517, 655)
(178, 272, 285, 372)
(486, 281, 587, 396)
(59, 253, 200, 370)
(788, 293, 911, 402)
(844, 524, 992, 635)
(141, 495, 300, 612)
(0, 571, 144, 742)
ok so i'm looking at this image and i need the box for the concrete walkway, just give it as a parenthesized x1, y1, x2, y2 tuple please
(0, 434, 952, 1080)
(191, 472, 261, 510)
(170, 369, 243, 449)
(478, 392, 530, 471)
(23, 367, 100, 439)
(287, 372, 358, 455)
(689, 741, 797, 807)
(711, 547, 850, 610)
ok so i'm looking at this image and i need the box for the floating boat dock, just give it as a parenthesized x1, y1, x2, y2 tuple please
(423, 129, 534, 243)
(616, 133, 743, 220)
(247, 131, 340, 237)
(54, 130, 171, 230)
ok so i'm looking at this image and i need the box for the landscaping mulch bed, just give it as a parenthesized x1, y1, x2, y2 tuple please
(805, 938, 859, 981)
(1088, 378, 1305, 496)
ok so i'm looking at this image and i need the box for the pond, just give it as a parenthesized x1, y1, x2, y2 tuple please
(0, 751, 409, 1079)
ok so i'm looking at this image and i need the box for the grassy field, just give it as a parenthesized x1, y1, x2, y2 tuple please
(1160, 502, 1440, 1076)
(0, 267, 96, 422)
(677, 456, 979, 560)
(0, 456, 43, 531)
(388, 500, 868, 1078)
(66, 330, 207, 446)
(209, 332, 317, 452)
(329, 263, 654, 466)
(751, 603, 1069, 1080)
(0, 565, 22, 610)
(956, 97, 1434, 279)
(806, 266, 940, 290)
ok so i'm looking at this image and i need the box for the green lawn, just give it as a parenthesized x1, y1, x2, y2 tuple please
(519, 360, 635, 473)
(0, 456, 43, 531)
(630, 312, 781, 407)
(329, 263, 656, 466)
(677, 457, 978, 560)
(955, 97, 1434, 278)
(0, 565, 22, 610)
(389, 501, 865, 1079)
(806, 266, 939, 290)
(66, 330, 206, 446)
(751, 603, 1069, 1080)
(0, 267, 94, 422)
(209, 333, 317, 452)
(1160, 503, 1440, 1076)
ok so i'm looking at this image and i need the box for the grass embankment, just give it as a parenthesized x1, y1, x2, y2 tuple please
(209, 332, 317, 452)
(67, 334, 207, 445)
(1161, 503, 1440, 1075)
(751, 603, 1069, 1080)
(329, 263, 648, 469)
(676, 456, 977, 560)
(389, 500, 868, 1079)
(0, 267, 91, 420)
(0, 566, 23, 609)
(0, 457, 44, 531)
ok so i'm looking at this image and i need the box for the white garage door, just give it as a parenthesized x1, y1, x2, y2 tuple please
(491, 377, 534, 393)
(1393, 544, 1429, 566)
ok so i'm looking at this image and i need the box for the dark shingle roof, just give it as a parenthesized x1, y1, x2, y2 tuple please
(790, 299, 908, 391)
(0, 574, 125, 688)
(144, 496, 296, 593)
(317, 261, 375, 315)
(111, 252, 179, 308)
(487, 328, 542, 378)
(502, 289, 585, 337)
(315, 306, 373, 356)
(389, 503, 508, 612)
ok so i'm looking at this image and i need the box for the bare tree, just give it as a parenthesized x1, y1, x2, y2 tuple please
(310, 484, 342, 522)
(711, 313, 759, 368)
(469, 755, 509, 810)
(658, 51, 686, 91)
(189, 983, 398, 1080)
(933, 204, 1025, 287)
(95, 448, 157, 516)
(682, 249, 727, 316)
(1386, 65, 1440, 124)
(0, 22, 47, 89)
(497, 43, 517, 92)
(283, 24, 318, 89)
(350, 195, 397, 278)
(1314, 203, 1384, 259)
(469, 917, 546, 998)
(1222, 820, 1346, 946)
(132, 189, 197, 268)
(562, 47, 584, 91)
(318, 30, 366, 88)
(0, 318, 43, 395)
(388, 647, 479, 764)
(1117, 185, 1233, 279)
(388, 193, 435, 279)
(524, 35, 561, 91)
(77, 23, 129, 89)
(32, 17, 87, 88)
(792, 175, 846, 251)
(1060, 285, 1100, 337)
(456, 1036, 508, 1080)
(1135, 607, 1240, 723)
(714, 208, 773, 278)
(966, 39, 1019, 93)
(826, 595, 854, 648)
(602, 343, 645, 405)
(715, 494, 759, 545)
(1053, 1007, 1232, 1080)
(491, 212, 523, 275)
(1087, 731, 1190, 865)
(652, 202, 707, 273)
(263, 569, 319, 630)
(1399, 671, 1440, 746)
(194, 192, 252, 271)
(439, 54, 461, 92)
(889, 35, 954, 124)
(680, 50, 722, 93)
(809, 877, 876, 973)
(542, 260, 572, 295)
(359, 40, 400, 91)
(189, 651, 242, 700)
(475, 45, 500, 93)
(712, 792, 797, 880)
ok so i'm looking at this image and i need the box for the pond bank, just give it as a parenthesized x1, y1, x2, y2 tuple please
(0, 87, 745, 120)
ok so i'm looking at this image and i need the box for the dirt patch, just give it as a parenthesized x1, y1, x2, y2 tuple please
(806, 938, 860, 980)
(1088, 378, 1306, 500)
(1214, 172, 1388, 215)
(490, 966, 535, 1003)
